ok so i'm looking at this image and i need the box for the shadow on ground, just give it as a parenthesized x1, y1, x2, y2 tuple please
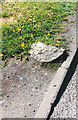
(47, 48, 78, 120)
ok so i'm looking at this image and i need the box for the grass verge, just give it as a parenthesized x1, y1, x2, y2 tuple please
(1, 2, 76, 67)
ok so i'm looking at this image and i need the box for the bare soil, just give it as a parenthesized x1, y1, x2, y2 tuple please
(1, 58, 56, 118)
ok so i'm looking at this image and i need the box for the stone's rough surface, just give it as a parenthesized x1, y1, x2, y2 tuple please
(30, 42, 65, 62)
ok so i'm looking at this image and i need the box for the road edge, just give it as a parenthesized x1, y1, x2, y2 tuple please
(35, 21, 77, 119)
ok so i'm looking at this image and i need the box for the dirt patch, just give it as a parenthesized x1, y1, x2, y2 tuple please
(2, 16, 18, 24)
(1, 58, 56, 118)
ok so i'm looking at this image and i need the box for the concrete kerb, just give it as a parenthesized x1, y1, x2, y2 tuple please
(35, 67, 67, 118)
(35, 34, 77, 118)
(35, 50, 77, 119)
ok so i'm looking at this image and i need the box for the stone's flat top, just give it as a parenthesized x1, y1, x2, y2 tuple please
(30, 42, 65, 62)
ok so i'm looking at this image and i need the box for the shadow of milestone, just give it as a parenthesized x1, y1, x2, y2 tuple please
(40, 50, 68, 69)
(47, 48, 78, 120)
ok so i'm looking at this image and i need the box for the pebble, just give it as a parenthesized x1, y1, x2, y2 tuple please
(32, 88, 35, 91)
(12, 111, 14, 114)
(33, 71, 36, 73)
(31, 94, 33, 96)
(7, 76, 10, 78)
(7, 95, 9, 98)
(33, 109, 36, 112)
(18, 85, 20, 87)
(18, 77, 23, 80)
(24, 83, 26, 85)
(54, 84, 56, 87)
(35, 65, 37, 69)
(45, 72, 48, 76)
(24, 115, 26, 117)
(35, 87, 38, 89)
(29, 103, 31, 106)
(5, 105, 7, 107)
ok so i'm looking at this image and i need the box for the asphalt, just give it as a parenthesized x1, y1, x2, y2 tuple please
(50, 63, 78, 119)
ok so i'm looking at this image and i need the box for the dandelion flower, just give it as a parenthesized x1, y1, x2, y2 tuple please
(21, 43, 24, 47)
(24, 20, 26, 22)
(19, 36, 22, 39)
(0, 54, 3, 56)
(18, 28, 21, 31)
(33, 20, 36, 23)
(13, 30, 15, 32)
(22, 26, 24, 28)
(65, 11, 67, 14)
(48, 33, 50, 36)
(56, 44, 59, 47)
(28, 18, 32, 22)
(64, 17, 67, 20)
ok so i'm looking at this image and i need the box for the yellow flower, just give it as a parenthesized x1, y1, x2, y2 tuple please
(64, 17, 67, 20)
(0, 54, 3, 56)
(56, 44, 59, 47)
(65, 11, 67, 14)
(22, 26, 24, 28)
(21, 43, 24, 47)
(19, 36, 22, 39)
(49, 17, 52, 19)
(24, 20, 26, 22)
(28, 18, 32, 22)
(13, 30, 15, 32)
(18, 28, 21, 31)
(33, 20, 36, 23)
(48, 33, 50, 36)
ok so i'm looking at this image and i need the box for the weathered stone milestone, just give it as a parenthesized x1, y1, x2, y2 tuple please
(30, 42, 65, 62)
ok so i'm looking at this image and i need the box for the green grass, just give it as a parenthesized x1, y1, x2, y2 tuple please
(1, 2, 76, 62)
(40, 62, 62, 70)
(0, 91, 2, 97)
